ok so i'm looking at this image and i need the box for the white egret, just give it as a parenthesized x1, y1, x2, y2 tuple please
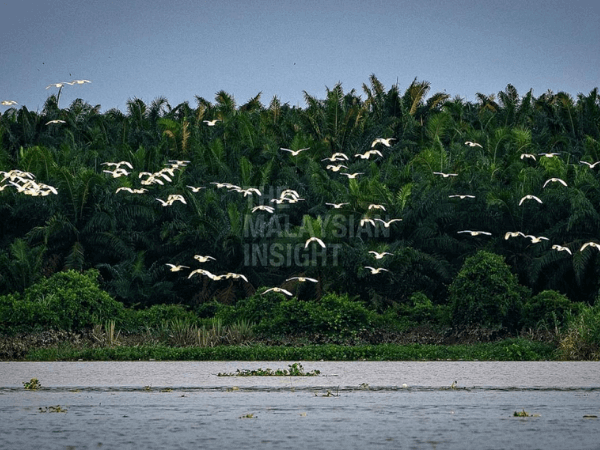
(340, 172, 363, 179)
(449, 194, 475, 199)
(519, 195, 543, 205)
(326, 164, 348, 172)
(539, 152, 561, 158)
(224, 273, 249, 282)
(525, 235, 549, 244)
(580, 161, 600, 168)
(102, 161, 133, 170)
(46, 120, 66, 125)
(552, 245, 572, 255)
(505, 231, 525, 240)
(368, 251, 393, 259)
(367, 204, 386, 211)
(360, 218, 376, 227)
(203, 119, 220, 126)
(374, 218, 402, 227)
(188, 268, 219, 280)
(187, 186, 205, 192)
(252, 205, 275, 213)
(46, 82, 68, 89)
(286, 276, 318, 283)
(262, 287, 293, 296)
(325, 202, 349, 208)
(457, 230, 492, 236)
(465, 141, 482, 148)
(116, 187, 147, 194)
(371, 138, 396, 147)
(520, 153, 537, 161)
(543, 178, 567, 188)
(194, 255, 216, 263)
(355, 150, 383, 159)
(166, 263, 189, 272)
(280, 147, 309, 156)
(433, 172, 458, 178)
(364, 266, 390, 274)
(580, 242, 600, 252)
(305, 237, 326, 248)
(1, 100, 17, 106)
(103, 168, 130, 178)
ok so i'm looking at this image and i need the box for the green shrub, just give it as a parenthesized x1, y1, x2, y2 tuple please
(557, 303, 600, 360)
(449, 251, 529, 331)
(215, 289, 284, 325)
(521, 290, 582, 331)
(251, 292, 376, 338)
(0, 269, 124, 332)
(127, 303, 200, 331)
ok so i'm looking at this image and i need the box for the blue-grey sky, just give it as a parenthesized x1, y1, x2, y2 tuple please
(2, 0, 599, 113)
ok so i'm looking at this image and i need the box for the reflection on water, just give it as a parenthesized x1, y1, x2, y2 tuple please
(1, 362, 599, 449)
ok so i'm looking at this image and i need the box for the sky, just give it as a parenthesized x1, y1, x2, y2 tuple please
(1, 0, 599, 113)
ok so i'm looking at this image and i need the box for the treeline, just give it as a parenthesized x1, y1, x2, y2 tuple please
(1, 75, 600, 318)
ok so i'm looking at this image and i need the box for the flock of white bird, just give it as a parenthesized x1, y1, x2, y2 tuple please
(90, 132, 409, 296)
(4, 83, 600, 296)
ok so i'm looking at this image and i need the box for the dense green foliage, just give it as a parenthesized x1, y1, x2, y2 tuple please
(24, 338, 556, 361)
(449, 251, 528, 331)
(2, 76, 600, 354)
(216, 291, 378, 337)
(0, 269, 124, 332)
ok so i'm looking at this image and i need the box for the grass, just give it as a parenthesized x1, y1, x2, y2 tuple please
(24, 338, 557, 361)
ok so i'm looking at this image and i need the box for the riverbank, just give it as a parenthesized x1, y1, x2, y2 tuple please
(4, 338, 558, 362)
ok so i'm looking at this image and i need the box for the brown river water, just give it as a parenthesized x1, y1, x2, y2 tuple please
(1, 361, 600, 449)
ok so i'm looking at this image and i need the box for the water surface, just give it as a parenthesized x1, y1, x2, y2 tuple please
(1, 361, 599, 449)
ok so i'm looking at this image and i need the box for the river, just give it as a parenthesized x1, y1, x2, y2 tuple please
(1, 361, 599, 449)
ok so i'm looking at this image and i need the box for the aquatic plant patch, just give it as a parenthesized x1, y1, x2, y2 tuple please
(218, 362, 320, 376)
(22, 378, 41, 390)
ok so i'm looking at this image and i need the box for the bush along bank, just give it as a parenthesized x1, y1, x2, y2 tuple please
(1, 265, 598, 361)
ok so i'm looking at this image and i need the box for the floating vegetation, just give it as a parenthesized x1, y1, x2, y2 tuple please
(315, 388, 339, 397)
(218, 363, 320, 377)
(23, 378, 41, 390)
(583, 415, 598, 419)
(239, 413, 255, 419)
(440, 380, 465, 390)
(513, 409, 540, 417)
(38, 405, 67, 413)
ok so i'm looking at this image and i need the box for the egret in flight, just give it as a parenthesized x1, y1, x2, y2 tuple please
(580, 160, 600, 169)
(433, 172, 458, 178)
(364, 266, 390, 274)
(305, 237, 326, 248)
(580, 242, 600, 252)
(543, 178, 567, 188)
(552, 245, 572, 255)
(262, 287, 293, 296)
(368, 251, 393, 259)
(519, 195, 543, 205)
(457, 230, 492, 236)
(194, 255, 216, 263)
(166, 264, 189, 272)
(286, 276, 318, 283)
(374, 218, 402, 228)
(280, 147, 309, 156)
(371, 137, 396, 147)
